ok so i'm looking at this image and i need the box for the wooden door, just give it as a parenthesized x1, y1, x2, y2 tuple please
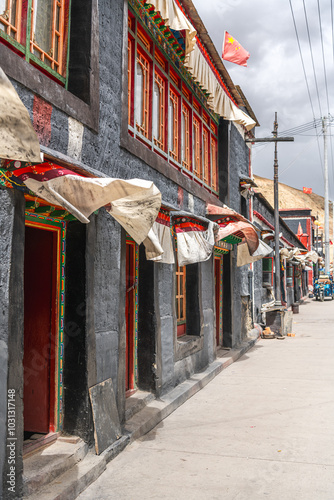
(125, 241, 136, 393)
(214, 256, 223, 346)
(23, 226, 55, 434)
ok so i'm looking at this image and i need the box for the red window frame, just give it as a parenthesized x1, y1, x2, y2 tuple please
(176, 260, 186, 337)
(193, 114, 202, 179)
(181, 101, 191, 172)
(135, 47, 152, 140)
(203, 125, 210, 185)
(153, 67, 167, 151)
(169, 85, 180, 162)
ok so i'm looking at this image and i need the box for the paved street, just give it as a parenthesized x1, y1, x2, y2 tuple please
(78, 299, 334, 500)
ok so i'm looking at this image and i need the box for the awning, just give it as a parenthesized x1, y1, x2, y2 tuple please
(172, 212, 219, 266)
(144, 207, 175, 263)
(237, 239, 273, 267)
(0, 67, 41, 163)
(207, 203, 259, 255)
(148, 0, 197, 59)
(1, 162, 162, 247)
(185, 43, 256, 131)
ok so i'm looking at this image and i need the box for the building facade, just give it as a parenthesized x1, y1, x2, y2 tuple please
(0, 0, 262, 497)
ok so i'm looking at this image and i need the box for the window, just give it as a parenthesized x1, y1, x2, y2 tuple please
(211, 136, 218, 191)
(169, 87, 180, 162)
(286, 263, 293, 287)
(0, 0, 70, 85)
(135, 50, 151, 139)
(153, 70, 166, 151)
(176, 261, 186, 337)
(181, 102, 191, 171)
(262, 256, 273, 287)
(127, 8, 219, 194)
(193, 115, 201, 178)
(203, 126, 210, 184)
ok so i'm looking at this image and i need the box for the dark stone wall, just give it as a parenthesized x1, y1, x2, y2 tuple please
(63, 222, 94, 445)
(0, 189, 25, 500)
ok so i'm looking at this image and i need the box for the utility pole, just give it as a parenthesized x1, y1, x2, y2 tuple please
(323, 116, 330, 275)
(246, 113, 294, 306)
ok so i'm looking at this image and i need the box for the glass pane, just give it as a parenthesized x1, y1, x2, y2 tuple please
(54, 32, 59, 61)
(168, 98, 174, 152)
(33, 0, 53, 54)
(179, 298, 183, 319)
(0, 0, 7, 15)
(10, 0, 16, 26)
(135, 61, 143, 127)
(55, 3, 59, 31)
(0, 21, 5, 33)
(153, 80, 160, 141)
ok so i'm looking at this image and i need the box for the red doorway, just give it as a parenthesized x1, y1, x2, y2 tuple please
(125, 240, 137, 394)
(214, 255, 223, 346)
(23, 226, 57, 434)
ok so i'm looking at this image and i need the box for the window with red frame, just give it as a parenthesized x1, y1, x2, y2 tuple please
(262, 256, 274, 287)
(181, 102, 191, 171)
(127, 7, 219, 194)
(176, 260, 186, 337)
(168, 86, 180, 162)
(0, 0, 70, 85)
(193, 115, 201, 179)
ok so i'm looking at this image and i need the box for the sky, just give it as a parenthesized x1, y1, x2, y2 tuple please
(192, 0, 334, 199)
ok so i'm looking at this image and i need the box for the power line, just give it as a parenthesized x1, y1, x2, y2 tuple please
(288, 0, 317, 121)
(317, 0, 331, 114)
(302, 0, 322, 117)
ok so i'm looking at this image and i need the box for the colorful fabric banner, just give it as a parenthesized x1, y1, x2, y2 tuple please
(144, 208, 175, 263)
(0, 67, 41, 163)
(303, 187, 312, 194)
(222, 31, 250, 67)
(1, 161, 161, 247)
(207, 203, 259, 255)
(173, 215, 218, 266)
(148, 0, 196, 59)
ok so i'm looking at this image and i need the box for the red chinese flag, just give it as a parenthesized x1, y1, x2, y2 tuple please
(222, 31, 250, 67)
(303, 187, 312, 194)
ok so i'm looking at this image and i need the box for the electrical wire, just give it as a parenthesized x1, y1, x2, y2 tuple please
(302, 0, 322, 118)
(317, 0, 331, 115)
(288, 0, 317, 121)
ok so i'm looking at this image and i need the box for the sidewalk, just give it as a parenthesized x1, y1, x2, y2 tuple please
(78, 298, 334, 500)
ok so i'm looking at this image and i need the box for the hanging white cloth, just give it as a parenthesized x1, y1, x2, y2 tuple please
(148, 0, 196, 59)
(0, 67, 41, 162)
(237, 239, 273, 267)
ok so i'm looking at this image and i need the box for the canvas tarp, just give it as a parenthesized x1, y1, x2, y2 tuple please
(237, 239, 273, 267)
(144, 208, 175, 263)
(207, 203, 259, 255)
(0, 67, 41, 163)
(173, 213, 218, 266)
(148, 0, 196, 58)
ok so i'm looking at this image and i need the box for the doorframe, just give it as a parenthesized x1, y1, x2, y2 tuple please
(125, 236, 139, 395)
(214, 249, 225, 346)
(25, 213, 67, 432)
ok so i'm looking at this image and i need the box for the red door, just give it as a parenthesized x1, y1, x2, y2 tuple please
(125, 241, 136, 393)
(23, 226, 56, 434)
(214, 256, 223, 346)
